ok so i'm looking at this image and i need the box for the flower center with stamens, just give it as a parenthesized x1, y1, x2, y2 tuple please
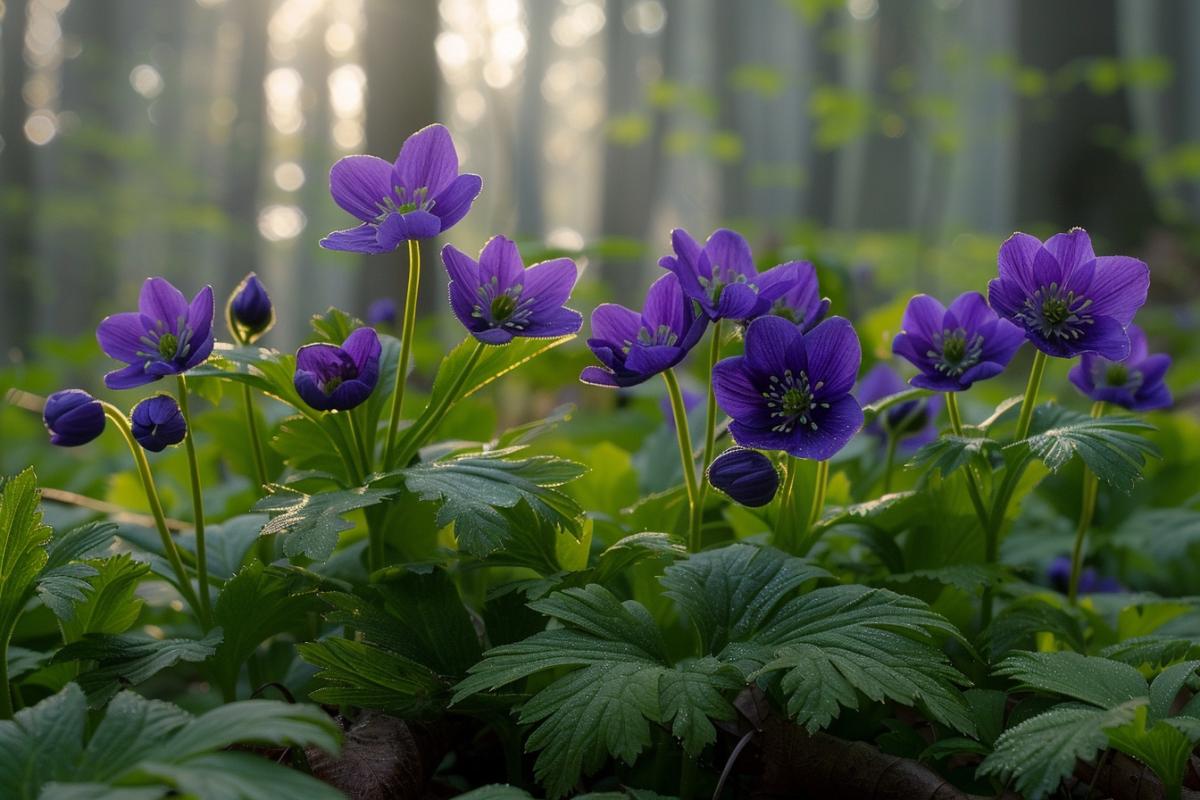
(927, 327, 984, 376)
(761, 369, 828, 433)
(1019, 283, 1094, 340)
(1096, 361, 1142, 392)
(375, 186, 434, 222)
(157, 333, 178, 359)
(637, 323, 679, 348)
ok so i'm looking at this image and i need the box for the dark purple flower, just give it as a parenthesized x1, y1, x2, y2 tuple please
(1068, 324, 1171, 411)
(96, 278, 215, 390)
(713, 315, 864, 459)
(294, 327, 382, 412)
(856, 362, 942, 451)
(988, 228, 1149, 360)
(707, 447, 780, 507)
(43, 389, 105, 447)
(659, 228, 807, 324)
(443, 236, 583, 345)
(131, 395, 187, 452)
(769, 261, 831, 332)
(227, 273, 274, 343)
(580, 272, 708, 388)
(892, 292, 1024, 392)
(320, 124, 482, 253)
(1047, 555, 1122, 594)
(366, 298, 397, 326)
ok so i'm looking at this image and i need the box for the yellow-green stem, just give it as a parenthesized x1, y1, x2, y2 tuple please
(100, 403, 205, 624)
(175, 375, 213, 627)
(663, 369, 700, 552)
(383, 239, 422, 468)
(778, 455, 799, 546)
(1068, 401, 1106, 604)
(241, 383, 269, 490)
(945, 392, 991, 530)
(348, 411, 383, 573)
(882, 436, 899, 494)
(1014, 349, 1049, 441)
(693, 321, 723, 526)
(808, 460, 829, 529)
(394, 340, 487, 468)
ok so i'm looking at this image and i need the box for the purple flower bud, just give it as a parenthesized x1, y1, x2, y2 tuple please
(131, 395, 187, 452)
(96, 277, 215, 390)
(43, 389, 105, 447)
(227, 273, 274, 343)
(1047, 555, 1123, 595)
(988, 228, 1149, 360)
(1068, 324, 1171, 412)
(855, 363, 942, 452)
(294, 327, 382, 412)
(707, 448, 779, 507)
(366, 298, 397, 326)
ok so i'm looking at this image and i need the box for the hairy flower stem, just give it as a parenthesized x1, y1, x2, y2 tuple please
(347, 411, 383, 573)
(383, 239, 422, 468)
(664, 369, 700, 552)
(175, 375, 213, 628)
(1014, 349, 1049, 442)
(692, 321, 723, 547)
(778, 455, 799, 548)
(240, 384, 274, 564)
(1068, 401, 1106, 605)
(100, 403, 206, 626)
(394, 340, 487, 469)
(945, 393, 990, 530)
(808, 460, 829, 530)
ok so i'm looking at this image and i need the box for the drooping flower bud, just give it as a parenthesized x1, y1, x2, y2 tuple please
(707, 447, 780, 507)
(227, 273, 275, 344)
(44, 389, 105, 447)
(131, 395, 187, 452)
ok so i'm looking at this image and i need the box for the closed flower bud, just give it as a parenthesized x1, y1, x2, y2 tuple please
(707, 447, 780, 507)
(44, 389, 105, 447)
(131, 395, 187, 452)
(227, 273, 275, 343)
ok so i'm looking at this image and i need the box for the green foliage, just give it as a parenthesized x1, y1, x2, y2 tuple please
(254, 484, 398, 561)
(0, 683, 340, 798)
(1017, 406, 1159, 492)
(0, 469, 53, 648)
(53, 630, 223, 705)
(908, 435, 997, 479)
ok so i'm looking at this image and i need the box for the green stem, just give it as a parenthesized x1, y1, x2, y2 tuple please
(348, 412, 384, 573)
(808, 460, 829, 529)
(383, 239, 422, 468)
(945, 392, 991, 530)
(241, 383, 269, 490)
(693, 321, 723, 525)
(100, 403, 205, 623)
(882, 435, 899, 494)
(394, 340, 487, 468)
(679, 753, 698, 800)
(1068, 401, 1106, 605)
(663, 369, 700, 552)
(175, 375, 213, 628)
(1013, 349, 1048, 441)
(777, 455, 799, 549)
(347, 411, 371, 477)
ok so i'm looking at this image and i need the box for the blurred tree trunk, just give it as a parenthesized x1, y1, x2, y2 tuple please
(360, 0, 438, 315)
(222, 0, 269, 287)
(514, 0, 550, 239)
(1, 0, 34, 354)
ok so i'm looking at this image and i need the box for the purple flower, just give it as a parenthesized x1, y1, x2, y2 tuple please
(443, 236, 583, 345)
(131, 395, 187, 452)
(707, 447, 780, 507)
(366, 298, 397, 326)
(96, 278, 215, 390)
(856, 362, 942, 451)
(320, 124, 482, 253)
(294, 327, 382, 412)
(659, 228, 808, 324)
(43, 389, 105, 447)
(227, 273, 274, 343)
(713, 315, 864, 460)
(892, 292, 1025, 392)
(769, 261, 831, 332)
(1068, 324, 1171, 412)
(988, 228, 1149, 360)
(580, 272, 707, 388)
(1047, 555, 1122, 594)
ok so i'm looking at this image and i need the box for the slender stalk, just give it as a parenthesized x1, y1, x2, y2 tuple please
(348, 411, 384, 573)
(808, 460, 830, 529)
(882, 435, 899, 494)
(347, 411, 372, 477)
(0, 646, 9, 719)
(393, 339, 487, 468)
(1013, 349, 1048, 441)
(100, 403, 205, 623)
(945, 392, 990, 530)
(693, 321, 723, 526)
(1068, 401, 1106, 604)
(663, 369, 700, 552)
(383, 239, 422, 468)
(175, 375, 213, 627)
(241, 383, 270, 490)
(777, 455, 799, 549)
(679, 754, 698, 800)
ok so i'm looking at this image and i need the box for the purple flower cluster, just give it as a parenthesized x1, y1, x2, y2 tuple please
(1068, 324, 1171, 412)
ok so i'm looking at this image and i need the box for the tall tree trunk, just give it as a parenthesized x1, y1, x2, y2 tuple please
(0, 0, 35, 354)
